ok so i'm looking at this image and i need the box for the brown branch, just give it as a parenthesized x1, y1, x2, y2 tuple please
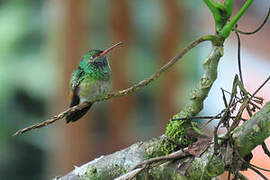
(13, 102, 91, 136)
(13, 35, 217, 136)
(115, 167, 145, 180)
(116, 148, 189, 180)
(132, 148, 188, 170)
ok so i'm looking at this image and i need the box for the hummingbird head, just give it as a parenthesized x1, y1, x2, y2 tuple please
(86, 49, 104, 63)
(85, 42, 123, 65)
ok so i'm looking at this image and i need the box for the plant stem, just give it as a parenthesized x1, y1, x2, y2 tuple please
(221, 0, 254, 38)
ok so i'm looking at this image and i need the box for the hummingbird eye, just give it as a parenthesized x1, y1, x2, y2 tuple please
(91, 55, 97, 59)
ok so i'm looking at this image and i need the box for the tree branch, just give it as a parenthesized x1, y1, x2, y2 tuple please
(232, 101, 270, 157)
(55, 102, 270, 180)
(165, 40, 224, 148)
(13, 35, 219, 136)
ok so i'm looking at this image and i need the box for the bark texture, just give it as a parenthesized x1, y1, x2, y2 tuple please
(56, 102, 270, 180)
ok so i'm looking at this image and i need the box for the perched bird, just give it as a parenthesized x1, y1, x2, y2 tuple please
(66, 42, 123, 123)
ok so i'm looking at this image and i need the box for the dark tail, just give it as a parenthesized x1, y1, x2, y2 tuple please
(66, 103, 92, 123)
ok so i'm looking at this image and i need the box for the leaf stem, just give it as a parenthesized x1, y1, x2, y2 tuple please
(221, 0, 254, 38)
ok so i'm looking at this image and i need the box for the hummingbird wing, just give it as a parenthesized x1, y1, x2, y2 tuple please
(66, 68, 92, 123)
(69, 68, 84, 106)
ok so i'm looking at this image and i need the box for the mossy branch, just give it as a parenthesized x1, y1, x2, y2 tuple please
(56, 102, 270, 180)
(232, 102, 270, 157)
(165, 42, 224, 147)
(165, 0, 256, 149)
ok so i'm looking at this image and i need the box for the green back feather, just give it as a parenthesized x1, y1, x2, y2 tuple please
(70, 49, 111, 89)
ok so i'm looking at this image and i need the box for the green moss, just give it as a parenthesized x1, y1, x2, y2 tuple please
(166, 120, 190, 145)
(80, 164, 127, 180)
(163, 120, 198, 154)
(145, 121, 199, 158)
(161, 139, 178, 155)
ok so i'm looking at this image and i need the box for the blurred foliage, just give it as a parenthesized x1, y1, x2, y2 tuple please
(0, 0, 51, 179)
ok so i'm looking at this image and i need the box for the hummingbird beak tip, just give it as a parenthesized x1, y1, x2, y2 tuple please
(117, 41, 124, 46)
(99, 41, 123, 57)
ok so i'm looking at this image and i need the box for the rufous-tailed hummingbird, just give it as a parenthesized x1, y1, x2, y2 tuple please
(66, 42, 123, 123)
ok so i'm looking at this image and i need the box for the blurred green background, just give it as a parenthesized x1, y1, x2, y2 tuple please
(0, 0, 269, 179)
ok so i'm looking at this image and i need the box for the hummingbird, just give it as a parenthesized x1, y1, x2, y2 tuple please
(66, 42, 123, 123)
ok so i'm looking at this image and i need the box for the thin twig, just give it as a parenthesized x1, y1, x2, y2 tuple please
(221, 88, 229, 108)
(251, 76, 270, 98)
(171, 114, 247, 127)
(238, 173, 249, 180)
(221, 88, 240, 100)
(171, 115, 224, 121)
(13, 35, 214, 136)
(225, 76, 270, 136)
(236, 146, 270, 174)
(116, 148, 189, 180)
(261, 142, 270, 158)
(13, 102, 91, 136)
(235, 31, 244, 85)
(249, 166, 268, 180)
(249, 163, 270, 172)
(131, 148, 189, 170)
(221, 87, 259, 109)
(235, 148, 270, 176)
(236, 7, 270, 35)
(213, 81, 236, 153)
(114, 167, 145, 180)
(227, 171, 231, 180)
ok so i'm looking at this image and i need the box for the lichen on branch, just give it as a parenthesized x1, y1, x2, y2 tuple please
(232, 102, 270, 157)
